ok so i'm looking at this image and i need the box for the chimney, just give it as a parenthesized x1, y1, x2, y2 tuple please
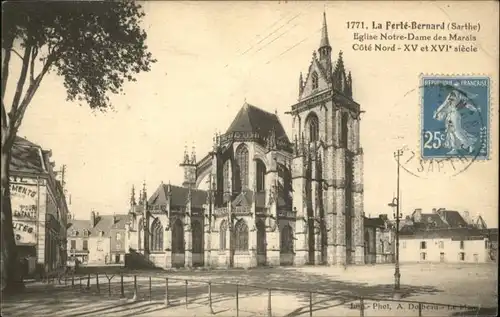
(90, 210, 96, 227)
(463, 210, 471, 223)
(413, 208, 422, 222)
(113, 213, 117, 224)
(432, 208, 437, 214)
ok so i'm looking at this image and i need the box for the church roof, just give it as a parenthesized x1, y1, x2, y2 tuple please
(225, 102, 290, 144)
(148, 183, 208, 209)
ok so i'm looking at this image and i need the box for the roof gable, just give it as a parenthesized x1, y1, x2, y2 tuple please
(300, 56, 330, 100)
(232, 191, 252, 208)
(147, 184, 170, 206)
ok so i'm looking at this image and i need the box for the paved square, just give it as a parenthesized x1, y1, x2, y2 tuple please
(2, 263, 497, 317)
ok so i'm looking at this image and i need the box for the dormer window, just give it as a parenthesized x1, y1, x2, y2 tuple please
(312, 72, 319, 90)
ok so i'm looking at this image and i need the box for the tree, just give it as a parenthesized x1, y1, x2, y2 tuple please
(1, 1, 156, 294)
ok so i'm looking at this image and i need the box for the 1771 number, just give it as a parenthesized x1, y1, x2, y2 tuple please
(346, 21, 366, 29)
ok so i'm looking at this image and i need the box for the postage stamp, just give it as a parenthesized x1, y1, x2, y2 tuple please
(420, 76, 490, 160)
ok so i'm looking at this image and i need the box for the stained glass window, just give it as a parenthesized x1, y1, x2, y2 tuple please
(235, 144, 249, 191)
(234, 220, 249, 252)
(280, 225, 294, 253)
(172, 219, 184, 253)
(312, 72, 319, 90)
(150, 218, 163, 251)
(192, 220, 203, 253)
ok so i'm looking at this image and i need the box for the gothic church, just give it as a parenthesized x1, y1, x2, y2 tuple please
(126, 13, 365, 268)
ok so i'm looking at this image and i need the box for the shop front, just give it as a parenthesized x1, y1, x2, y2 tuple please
(10, 176, 43, 276)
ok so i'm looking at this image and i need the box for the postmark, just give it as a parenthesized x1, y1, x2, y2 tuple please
(420, 76, 490, 160)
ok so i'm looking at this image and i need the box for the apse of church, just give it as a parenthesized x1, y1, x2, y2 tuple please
(126, 12, 364, 269)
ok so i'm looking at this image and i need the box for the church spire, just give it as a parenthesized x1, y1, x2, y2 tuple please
(191, 142, 196, 164)
(318, 12, 332, 74)
(183, 143, 190, 164)
(130, 185, 136, 206)
(142, 181, 147, 205)
(319, 11, 330, 49)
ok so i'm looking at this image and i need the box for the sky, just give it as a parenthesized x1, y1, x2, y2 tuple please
(5, 1, 499, 226)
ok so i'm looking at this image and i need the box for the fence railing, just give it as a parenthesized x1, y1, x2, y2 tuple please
(42, 272, 481, 317)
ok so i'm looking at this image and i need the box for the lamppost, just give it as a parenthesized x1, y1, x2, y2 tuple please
(388, 149, 404, 292)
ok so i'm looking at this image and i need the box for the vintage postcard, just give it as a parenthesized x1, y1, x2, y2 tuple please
(1, 1, 498, 317)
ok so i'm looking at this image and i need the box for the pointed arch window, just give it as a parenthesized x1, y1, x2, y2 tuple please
(138, 218, 143, 250)
(312, 71, 319, 90)
(150, 218, 164, 251)
(256, 159, 266, 192)
(256, 220, 266, 255)
(234, 220, 249, 252)
(280, 225, 294, 253)
(235, 144, 249, 192)
(223, 160, 231, 195)
(192, 220, 203, 254)
(172, 219, 184, 253)
(306, 112, 319, 143)
(219, 220, 227, 251)
(341, 112, 349, 148)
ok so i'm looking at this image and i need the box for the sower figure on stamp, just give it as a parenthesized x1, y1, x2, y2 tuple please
(433, 86, 480, 155)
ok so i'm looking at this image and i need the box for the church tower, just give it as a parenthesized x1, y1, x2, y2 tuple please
(180, 143, 197, 188)
(290, 12, 364, 266)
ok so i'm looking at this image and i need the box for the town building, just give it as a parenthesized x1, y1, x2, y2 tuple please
(9, 136, 70, 276)
(399, 228, 491, 263)
(397, 208, 495, 263)
(127, 12, 365, 269)
(364, 215, 395, 264)
(67, 211, 128, 265)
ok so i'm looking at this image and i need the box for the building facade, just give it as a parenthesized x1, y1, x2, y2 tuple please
(364, 215, 395, 264)
(128, 13, 365, 269)
(67, 211, 128, 265)
(398, 208, 495, 263)
(9, 136, 70, 276)
(399, 228, 491, 263)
